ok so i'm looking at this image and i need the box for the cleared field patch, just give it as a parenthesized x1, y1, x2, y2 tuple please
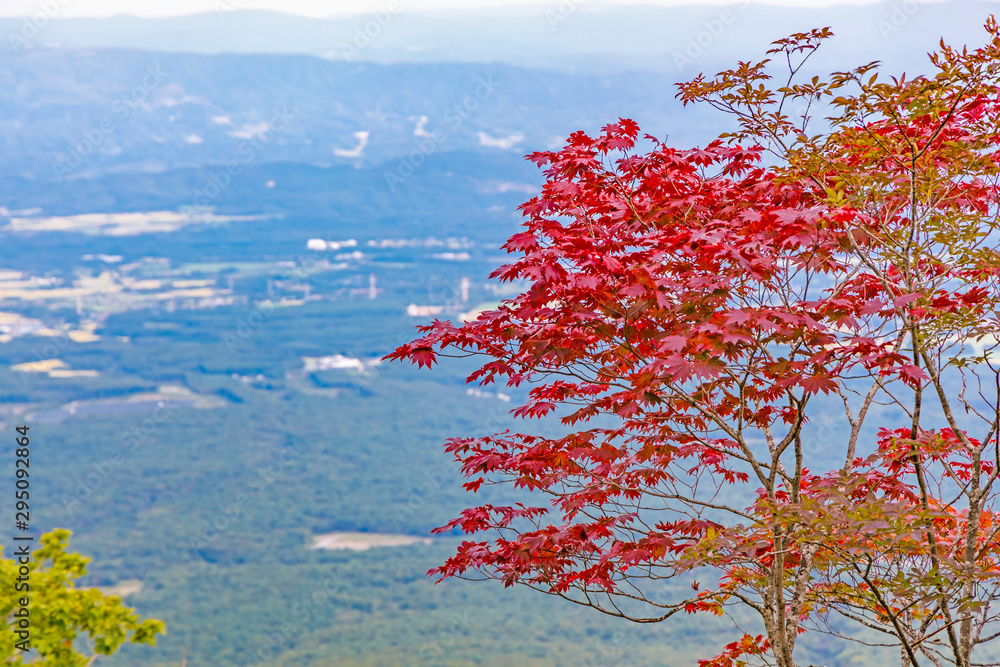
(26, 384, 227, 423)
(85, 579, 143, 599)
(310, 532, 432, 551)
(7, 210, 267, 236)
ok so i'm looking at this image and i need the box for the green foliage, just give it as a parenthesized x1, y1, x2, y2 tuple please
(0, 530, 165, 665)
(0, 209, 898, 665)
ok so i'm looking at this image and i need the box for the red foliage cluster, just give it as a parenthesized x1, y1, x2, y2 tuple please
(388, 20, 1000, 667)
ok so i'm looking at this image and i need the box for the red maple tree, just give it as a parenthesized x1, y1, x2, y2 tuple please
(390, 21, 1000, 667)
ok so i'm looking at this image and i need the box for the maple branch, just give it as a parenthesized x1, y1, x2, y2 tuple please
(855, 555, 925, 667)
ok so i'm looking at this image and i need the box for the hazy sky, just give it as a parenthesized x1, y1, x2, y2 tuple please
(0, 0, 947, 18)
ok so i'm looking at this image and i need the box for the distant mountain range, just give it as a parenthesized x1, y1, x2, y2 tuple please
(2, 2, 999, 74)
(0, 48, 714, 184)
(3, 1, 999, 213)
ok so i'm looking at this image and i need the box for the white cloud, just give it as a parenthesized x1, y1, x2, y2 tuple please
(184, 134, 203, 144)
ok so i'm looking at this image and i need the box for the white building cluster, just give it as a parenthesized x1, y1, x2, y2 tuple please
(302, 354, 382, 373)
(306, 238, 358, 251)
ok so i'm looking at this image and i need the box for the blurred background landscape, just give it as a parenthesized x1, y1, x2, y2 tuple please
(1, 1, 997, 664)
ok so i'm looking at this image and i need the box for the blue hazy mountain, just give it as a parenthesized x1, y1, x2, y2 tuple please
(4, 2, 999, 187)
(2, 1, 998, 75)
(0, 47, 717, 186)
